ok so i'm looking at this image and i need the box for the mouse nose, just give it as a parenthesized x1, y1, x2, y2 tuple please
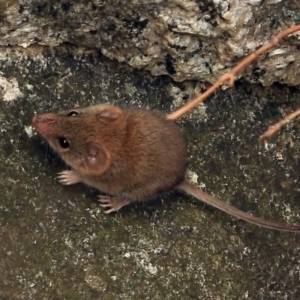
(31, 115, 40, 127)
(31, 115, 37, 125)
(31, 113, 55, 134)
(31, 114, 49, 125)
(31, 115, 45, 129)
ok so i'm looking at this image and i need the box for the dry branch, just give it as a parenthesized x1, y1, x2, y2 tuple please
(260, 108, 300, 141)
(167, 23, 300, 121)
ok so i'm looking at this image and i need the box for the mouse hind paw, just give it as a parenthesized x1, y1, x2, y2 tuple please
(98, 195, 130, 214)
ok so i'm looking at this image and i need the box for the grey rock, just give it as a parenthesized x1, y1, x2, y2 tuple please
(1, 0, 300, 85)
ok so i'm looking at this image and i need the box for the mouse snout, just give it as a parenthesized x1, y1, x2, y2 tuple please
(31, 113, 54, 125)
(31, 115, 45, 128)
(31, 115, 38, 126)
(31, 113, 54, 134)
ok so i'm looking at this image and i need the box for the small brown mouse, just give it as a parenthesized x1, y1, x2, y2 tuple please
(31, 104, 300, 232)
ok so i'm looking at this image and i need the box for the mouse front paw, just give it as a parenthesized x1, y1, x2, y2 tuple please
(98, 195, 130, 214)
(57, 170, 81, 185)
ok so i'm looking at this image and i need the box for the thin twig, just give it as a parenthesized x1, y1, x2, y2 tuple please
(260, 108, 300, 141)
(167, 23, 300, 121)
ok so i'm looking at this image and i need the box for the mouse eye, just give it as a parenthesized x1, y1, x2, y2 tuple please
(67, 111, 78, 117)
(58, 137, 70, 149)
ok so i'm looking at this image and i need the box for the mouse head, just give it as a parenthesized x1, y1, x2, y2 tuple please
(31, 104, 124, 175)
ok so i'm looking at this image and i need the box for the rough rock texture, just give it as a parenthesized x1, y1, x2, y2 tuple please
(1, 0, 300, 298)
(1, 0, 300, 85)
(1, 44, 300, 300)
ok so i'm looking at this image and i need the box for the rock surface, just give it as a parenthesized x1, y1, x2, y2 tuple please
(1, 0, 300, 85)
(1, 0, 300, 298)
(0, 44, 300, 299)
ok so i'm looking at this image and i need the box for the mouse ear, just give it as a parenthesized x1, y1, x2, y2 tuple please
(97, 106, 122, 124)
(84, 142, 111, 175)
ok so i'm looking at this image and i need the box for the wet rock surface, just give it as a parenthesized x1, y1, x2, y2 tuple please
(0, 45, 300, 298)
(1, 0, 300, 85)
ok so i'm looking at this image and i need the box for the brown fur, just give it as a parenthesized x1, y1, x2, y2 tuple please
(31, 104, 300, 232)
(31, 104, 188, 201)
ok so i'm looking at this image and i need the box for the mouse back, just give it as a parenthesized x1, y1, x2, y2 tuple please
(110, 108, 189, 199)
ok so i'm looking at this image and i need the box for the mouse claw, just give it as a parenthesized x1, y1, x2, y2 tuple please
(57, 170, 81, 185)
(103, 207, 118, 215)
(98, 204, 116, 214)
(98, 195, 130, 214)
(97, 196, 112, 204)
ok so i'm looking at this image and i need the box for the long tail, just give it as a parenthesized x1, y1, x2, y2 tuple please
(179, 180, 300, 233)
